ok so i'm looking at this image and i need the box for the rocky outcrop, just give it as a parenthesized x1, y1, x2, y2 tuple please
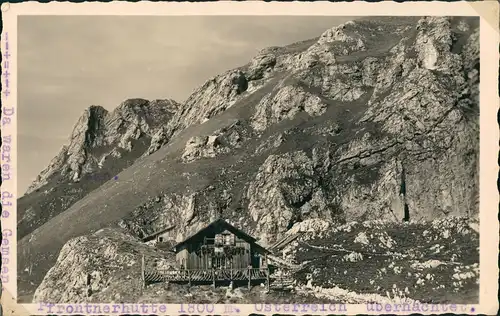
(247, 151, 335, 244)
(27, 105, 109, 191)
(251, 85, 327, 131)
(19, 16, 480, 302)
(180, 122, 248, 164)
(144, 126, 169, 156)
(181, 135, 226, 163)
(166, 70, 249, 137)
(32, 228, 174, 303)
(246, 53, 277, 81)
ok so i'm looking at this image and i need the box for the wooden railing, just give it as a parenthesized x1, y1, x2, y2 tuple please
(144, 268, 269, 283)
(141, 255, 272, 290)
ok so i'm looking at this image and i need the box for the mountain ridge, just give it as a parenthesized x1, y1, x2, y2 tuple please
(18, 16, 479, 302)
(17, 98, 179, 239)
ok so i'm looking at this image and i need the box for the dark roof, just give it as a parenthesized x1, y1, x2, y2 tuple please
(172, 219, 269, 253)
(142, 225, 175, 242)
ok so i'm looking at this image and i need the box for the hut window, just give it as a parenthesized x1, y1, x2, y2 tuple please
(215, 235, 223, 246)
(158, 237, 164, 242)
(224, 234, 235, 246)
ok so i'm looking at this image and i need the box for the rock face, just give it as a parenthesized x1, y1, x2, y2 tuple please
(247, 151, 336, 244)
(165, 70, 249, 138)
(251, 85, 328, 131)
(20, 16, 479, 302)
(32, 228, 174, 303)
(18, 98, 179, 239)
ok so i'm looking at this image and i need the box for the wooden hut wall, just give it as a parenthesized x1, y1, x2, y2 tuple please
(233, 237, 251, 268)
(157, 231, 172, 242)
(188, 243, 198, 269)
(176, 247, 189, 268)
(175, 226, 265, 270)
(186, 239, 210, 270)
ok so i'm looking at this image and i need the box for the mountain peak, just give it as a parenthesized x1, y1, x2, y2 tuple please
(19, 97, 179, 238)
(87, 104, 108, 113)
(115, 98, 149, 111)
(69, 105, 109, 148)
(115, 98, 180, 112)
(24, 98, 180, 195)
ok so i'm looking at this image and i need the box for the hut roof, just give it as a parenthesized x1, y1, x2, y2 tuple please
(142, 225, 175, 242)
(171, 218, 270, 253)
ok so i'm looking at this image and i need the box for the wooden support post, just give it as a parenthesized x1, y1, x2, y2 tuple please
(141, 254, 145, 292)
(248, 267, 251, 290)
(212, 269, 215, 288)
(188, 270, 191, 287)
(266, 267, 270, 291)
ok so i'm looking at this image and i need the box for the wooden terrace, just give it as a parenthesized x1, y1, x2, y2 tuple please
(140, 219, 298, 291)
(144, 266, 270, 289)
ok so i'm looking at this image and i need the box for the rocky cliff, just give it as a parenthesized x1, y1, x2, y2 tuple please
(19, 16, 479, 302)
(17, 98, 179, 239)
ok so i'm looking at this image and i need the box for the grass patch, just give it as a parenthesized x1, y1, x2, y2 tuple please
(290, 217, 478, 303)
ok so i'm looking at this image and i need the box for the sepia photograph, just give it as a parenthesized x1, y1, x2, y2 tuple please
(1, 2, 498, 315)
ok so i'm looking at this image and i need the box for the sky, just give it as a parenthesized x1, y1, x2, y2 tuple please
(18, 15, 356, 195)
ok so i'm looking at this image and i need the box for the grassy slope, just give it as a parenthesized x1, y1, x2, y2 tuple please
(292, 218, 479, 303)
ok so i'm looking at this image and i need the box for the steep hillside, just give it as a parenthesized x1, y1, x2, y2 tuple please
(18, 16, 479, 301)
(32, 218, 479, 304)
(17, 98, 179, 239)
(288, 217, 479, 304)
